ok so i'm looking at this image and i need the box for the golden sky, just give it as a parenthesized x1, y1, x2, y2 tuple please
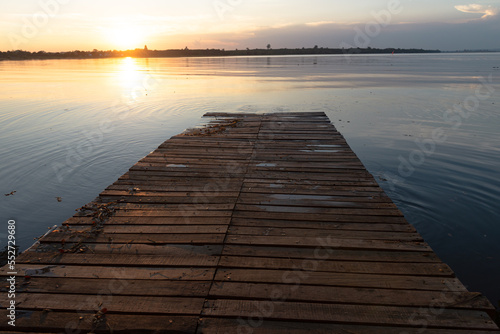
(1, 0, 499, 51)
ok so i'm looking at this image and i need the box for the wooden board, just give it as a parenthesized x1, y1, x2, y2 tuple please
(1, 112, 497, 333)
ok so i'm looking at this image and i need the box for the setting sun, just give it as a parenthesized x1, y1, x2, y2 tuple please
(104, 25, 146, 50)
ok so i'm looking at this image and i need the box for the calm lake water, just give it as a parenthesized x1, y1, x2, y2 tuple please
(1, 53, 499, 306)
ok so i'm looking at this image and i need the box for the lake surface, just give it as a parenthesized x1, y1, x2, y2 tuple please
(1, 53, 499, 306)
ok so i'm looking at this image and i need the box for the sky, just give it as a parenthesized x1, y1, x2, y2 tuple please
(0, 0, 499, 52)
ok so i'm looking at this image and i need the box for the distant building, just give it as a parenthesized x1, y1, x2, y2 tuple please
(144, 45, 148, 51)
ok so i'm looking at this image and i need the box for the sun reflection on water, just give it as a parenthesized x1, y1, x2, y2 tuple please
(117, 57, 145, 102)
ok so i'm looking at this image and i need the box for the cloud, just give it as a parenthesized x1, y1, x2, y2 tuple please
(305, 21, 337, 27)
(455, 4, 499, 19)
(209, 17, 499, 51)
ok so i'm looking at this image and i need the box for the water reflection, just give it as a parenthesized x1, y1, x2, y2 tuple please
(0, 54, 499, 307)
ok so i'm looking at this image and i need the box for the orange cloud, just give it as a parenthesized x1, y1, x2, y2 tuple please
(455, 4, 499, 19)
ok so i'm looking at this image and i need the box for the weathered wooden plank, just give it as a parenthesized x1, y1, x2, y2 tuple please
(115, 203, 235, 211)
(218, 256, 453, 276)
(221, 245, 438, 262)
(16, 252, 218, 267)
(113, 210, 233, 217)
(173, 134, 258, 140)
(237, 197, 398, 209)
(232, 211, 407, 223)
(119, 175, 244, 183)
(256, 139, 348, 145)
(243, 179, 381, 186)
(243, 178, 378, 184)
(235, 204, 404, 217)
(204, 112, 326, 117)
(145, 151, 253, 159)
(250, 155, 366, 162)
(100, 196, 237, 205)
(243, 181, 380, 189)
(224, 235, 430, 251)
(238, 193, 393, 203)
(247, 171, 373, 179)
(63, 216, 232, 225)
(230, 218, 415, 232)
(208, 282, 494, 310)
(0, 311, 199, 333)
(100, 189, 240, 197)
(144, 150, 254, 157)
(30, 243, 223, 256)
(51, 224, 228, 234)
(227, 226, 420, 241)
(133, 164, 368, 173)
(0, 265, 214, 280)
(214, 268, 463, 291)
(109, 182, 242, 190)
(160, 139, 255, 146)
(198, 318, 500, 334)
(122, 171, 247, 178)
(39, 231, 225, 244)
(0, 293, 205, 315)
(251, 147, 356, 153)
(137, 158, 249, 166)
(2, 277, 210, 297)
(241, 186, 387, 196)
(202, 299, 498, 329)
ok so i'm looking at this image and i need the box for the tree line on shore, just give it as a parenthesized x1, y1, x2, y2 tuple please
(0, 46, 441, 61)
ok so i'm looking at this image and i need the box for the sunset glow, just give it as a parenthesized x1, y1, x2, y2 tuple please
(104, 26, 147, 50)
(0, 1, 499, 52)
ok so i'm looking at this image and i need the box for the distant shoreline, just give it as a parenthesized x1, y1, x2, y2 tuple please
(0, 47, 442, 61)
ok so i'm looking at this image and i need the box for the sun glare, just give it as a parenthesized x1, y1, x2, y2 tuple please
(105, 26, 146, 50)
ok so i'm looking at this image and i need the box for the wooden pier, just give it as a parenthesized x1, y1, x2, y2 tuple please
(1, 112, 499, 333)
